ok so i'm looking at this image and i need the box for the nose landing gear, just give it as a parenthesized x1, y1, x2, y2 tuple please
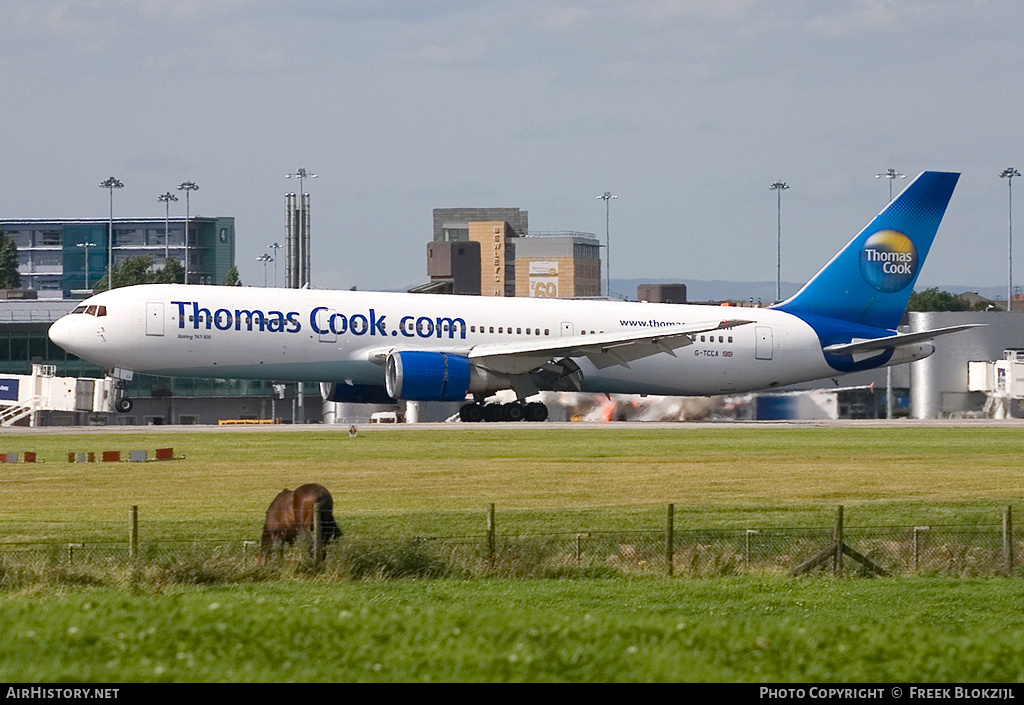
(108, 372, 134, 414)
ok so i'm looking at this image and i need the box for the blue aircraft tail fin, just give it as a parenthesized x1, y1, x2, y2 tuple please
(774, 171, 959, 332)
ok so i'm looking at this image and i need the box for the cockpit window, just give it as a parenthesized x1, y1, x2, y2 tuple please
(71, 304, 107, 317)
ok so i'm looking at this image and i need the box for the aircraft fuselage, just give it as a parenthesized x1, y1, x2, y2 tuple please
(49, 284, 832, 397)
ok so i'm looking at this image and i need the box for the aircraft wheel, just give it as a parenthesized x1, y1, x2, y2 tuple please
(525, 402, 548, 422)
(482, 403, 504, 422)
(115, 397, 134, 413)
(503, 403, 525, 422)
(459, 403, 483, 423)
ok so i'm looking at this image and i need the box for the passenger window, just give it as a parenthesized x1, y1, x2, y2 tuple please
(728, 336, 733, 343)
(489, 326, 494, 334)
(719, 336, 724, 343)
(517, 328, 521, 334)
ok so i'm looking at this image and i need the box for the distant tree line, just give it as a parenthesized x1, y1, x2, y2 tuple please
(906, 287, 996, 312)
(93, 257, 242, 291)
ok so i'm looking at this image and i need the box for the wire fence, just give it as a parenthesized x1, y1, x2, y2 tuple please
(0, 505, 1019, 580)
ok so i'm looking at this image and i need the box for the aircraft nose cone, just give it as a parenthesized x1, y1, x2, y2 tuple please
(48, 316, 75, 351)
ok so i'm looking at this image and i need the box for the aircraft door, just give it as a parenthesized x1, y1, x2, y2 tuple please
(561, 321, 574, 336)
(145, 302, 164, 337)
(755, 326, 773, 360)
(317, 309, 337, 343)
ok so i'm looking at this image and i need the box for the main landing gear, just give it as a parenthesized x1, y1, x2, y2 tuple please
(458, 400, 549, 423)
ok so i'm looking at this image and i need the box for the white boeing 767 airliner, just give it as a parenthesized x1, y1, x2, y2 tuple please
(49, 171, 975, 421)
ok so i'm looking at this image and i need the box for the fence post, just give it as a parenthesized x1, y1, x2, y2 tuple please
(575, 533, 589, 563)
(914, 526, 930, 573)
(128, 505, 138, 561)
(67, 542, 83, 563)
(833, 505, 844, 575)
(487, 503, 496, 564)
(1003, 505, 1014, 577)
(313, 500, 322, 564)
(665, 503, 674, 576)
(746, 529, 759, 567)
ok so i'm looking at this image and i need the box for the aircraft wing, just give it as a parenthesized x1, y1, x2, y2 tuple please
(467, 318, 755, 375)
(821, 324, 985, 356)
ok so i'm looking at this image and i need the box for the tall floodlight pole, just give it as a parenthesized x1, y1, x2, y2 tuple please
(285, 167, 317, 195)
(157, 191, 179, 263)
(257, 253, 273, 287)
(1001, 167, 1021, 311)
(876, 169, 905, 421)
(268, 242, 282, 288)
(285, 168, 316, 288)
(284, 170, 315, 425)
(178, 181, 199, 284)
(769, 181, 789, 302)
(876, 168, 906, 202)
(596, 191, 617, 297)
(99, 177, 123, 285)
(76, 241, 98, 291)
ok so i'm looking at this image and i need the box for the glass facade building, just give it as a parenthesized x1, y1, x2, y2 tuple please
(1, 216, 235, 297)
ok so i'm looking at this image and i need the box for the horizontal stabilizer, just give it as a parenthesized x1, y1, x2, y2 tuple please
(821, 324, 984, 356)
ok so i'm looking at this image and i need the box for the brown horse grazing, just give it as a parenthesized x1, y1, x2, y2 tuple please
(257, 483, 342, 565)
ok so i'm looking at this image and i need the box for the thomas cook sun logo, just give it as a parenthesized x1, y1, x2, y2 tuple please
(859, 230, 917, 292)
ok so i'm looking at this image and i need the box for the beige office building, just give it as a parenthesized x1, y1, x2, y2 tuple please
(514, 232, 601, 299)
(428, 209, 600, 298)
(468, 221, 515, 297)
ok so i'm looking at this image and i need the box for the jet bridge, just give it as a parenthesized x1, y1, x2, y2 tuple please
(0, 364, 114, 426)
(967, 349, 1024, 418)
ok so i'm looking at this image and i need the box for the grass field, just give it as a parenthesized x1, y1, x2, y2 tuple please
(4, 578, 1024, 682)
(2, 424, 1024, 682)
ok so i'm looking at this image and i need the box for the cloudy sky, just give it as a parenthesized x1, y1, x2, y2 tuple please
(2, 1, 1022, 296)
